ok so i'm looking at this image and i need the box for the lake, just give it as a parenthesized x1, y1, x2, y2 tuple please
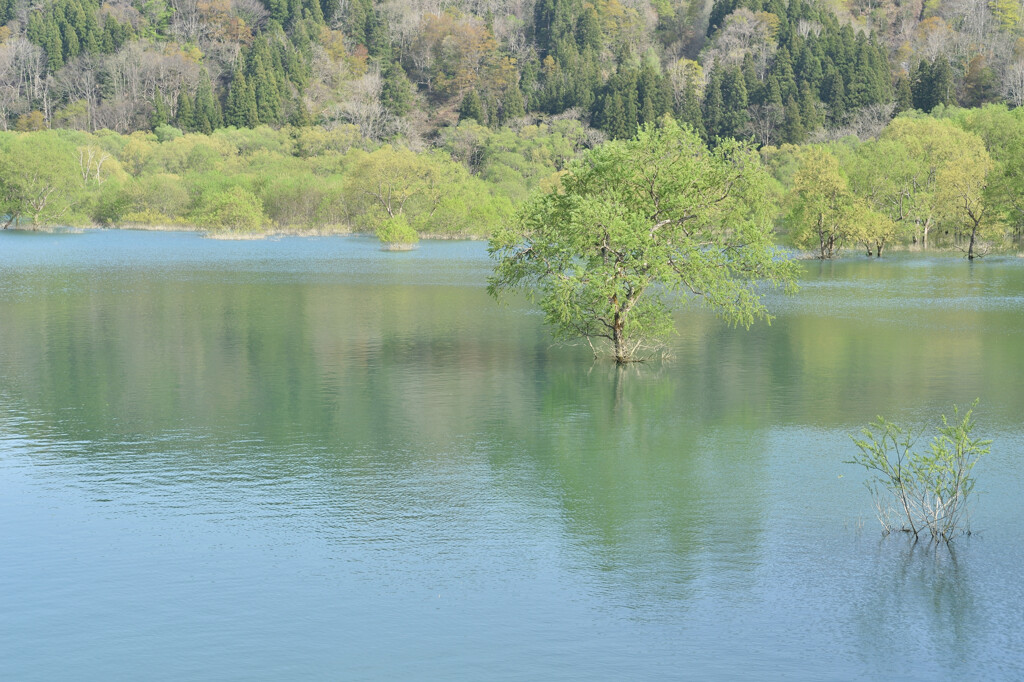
(1, 229, 1022, 680)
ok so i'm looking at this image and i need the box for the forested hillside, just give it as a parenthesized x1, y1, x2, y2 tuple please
(2, 0, 1024, 253)
(1, 0, 1023, 141)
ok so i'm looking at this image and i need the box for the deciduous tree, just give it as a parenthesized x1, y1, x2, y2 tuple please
(488, 118, 796, 363)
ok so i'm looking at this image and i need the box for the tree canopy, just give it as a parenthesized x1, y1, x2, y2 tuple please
(488, 118, 797, 363)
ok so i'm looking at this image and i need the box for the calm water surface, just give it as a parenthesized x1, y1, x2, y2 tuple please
(1, 230, 1022, 680)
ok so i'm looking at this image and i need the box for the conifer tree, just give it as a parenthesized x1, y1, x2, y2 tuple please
(193, 70, 221, 134)
(676, 78, 706, 141)
(910, 59, 931, 111)
(822, 66, 846, 125)
(242, 76, 259, 127)
(381, 61, 413, 117)
(894, 75, 913, 113)
(151, 90, 170, 130)
(604, 91, 628, 139)
(252, 57, 282, 124)
(703, 65, 725, 140)
(226, 70, 258, 128)
(175, 89, 194, 131)
(289, 95, 312, 127)
(799, 80, 824, 132)
(366, 10, 391, 60)
(780, 96, 805, 143)
(772, 47, 798, 102)
(742, 53, 763, 105)
(501, 81, 526, 122)
(459, 90, 485, 123)
(576, 7, 601, 50)
(45, 21, 63, 72)
(621, 85, 639, 138)
(766, 74, 784, 108)
(719, 65, 749, 139)
(306, 0, 324, 24)
(929, 56, 955, 110)
(287, 0, 302, 27)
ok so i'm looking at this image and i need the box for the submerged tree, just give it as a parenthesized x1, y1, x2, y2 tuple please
(785, 146, 856, 259)
(849, 401, 990, 543)
(488, 118, 797, 363)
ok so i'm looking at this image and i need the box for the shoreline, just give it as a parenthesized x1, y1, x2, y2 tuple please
(2, 223, 490, 241)
(4, 225, 1020, 255)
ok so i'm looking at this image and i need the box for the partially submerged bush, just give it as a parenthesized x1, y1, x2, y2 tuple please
(848, 401, 990, 543)
(193, 186, 265, 232)
(375, 214, 419, 247)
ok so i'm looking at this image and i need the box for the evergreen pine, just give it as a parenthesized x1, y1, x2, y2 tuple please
(175, 89, 194, 131)
(929, 56, 955, 110)
(193, 70, 221, 134)
(772, 47, 798, 102)
(702, 66, 725, 140)
(381, 61, 413, 117)
(894, 75, 913, 113)
(459, 89, 485, 123)
(822, 66, 846, 125)
(604, 92, 628, 139)
(576, 7, 601, 51)
(910, 59, 931, 111)
(798, 80, 824, 132)
(719, 65, 749, 139)
(287, 0, 303, 28)
(306, 0, 324, 24)
(289, 94, 312, 127)
(621, 83, 639, 138)
(677, 78, 706, 141)
(252, 57, 282, 124)
(242, 76, 259, 127)
(226, 69, 258, 128)
(151, 90, 170, 130)
(780, 96, 805, 143)
(46, 21, 63, 72)
(366, 10, 391, 60)
(502, 81, 526, 122)
(742, 53, 763, 105)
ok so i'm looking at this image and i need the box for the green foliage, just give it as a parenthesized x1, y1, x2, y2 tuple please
(0, 0, 1015, 147)
(193, 185, 266, 232)
(459, 90, 485, 124)
(375, 213, 419, 245)
(154, 124, 183, 143)
(874, 116, 994, 251)
(849, 402, 990, 543)
(785, 146, 856, 258)
(381, 61, 413, 117)
(0, 132, 84, 227)
(151, 91, 170, 130)
(344, 144, 507, 235)
(488, 118, 797, 363)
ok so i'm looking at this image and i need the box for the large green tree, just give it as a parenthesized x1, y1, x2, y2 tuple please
(488, 119, 796, 363)
(786, 146, 858, 259)
(0, 133, 83, 227)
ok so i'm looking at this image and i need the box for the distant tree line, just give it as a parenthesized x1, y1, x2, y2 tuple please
(1, 0, 1024, 143)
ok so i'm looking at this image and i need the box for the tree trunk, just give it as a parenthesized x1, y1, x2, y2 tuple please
(613, 315, 627, 363)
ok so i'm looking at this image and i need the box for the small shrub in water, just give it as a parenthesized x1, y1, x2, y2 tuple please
(376, 214, 419, 247)
(848, 401, 990, 543)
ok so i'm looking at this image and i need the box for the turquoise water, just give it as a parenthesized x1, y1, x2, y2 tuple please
(1, 230, 1022, 680)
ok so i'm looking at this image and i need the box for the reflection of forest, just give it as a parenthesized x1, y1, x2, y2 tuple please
(1, 255, 1023, 593)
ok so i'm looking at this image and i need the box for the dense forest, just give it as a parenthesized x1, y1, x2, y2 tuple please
(2, 0, 1023, 140)
(1, 0, 1024, 252)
